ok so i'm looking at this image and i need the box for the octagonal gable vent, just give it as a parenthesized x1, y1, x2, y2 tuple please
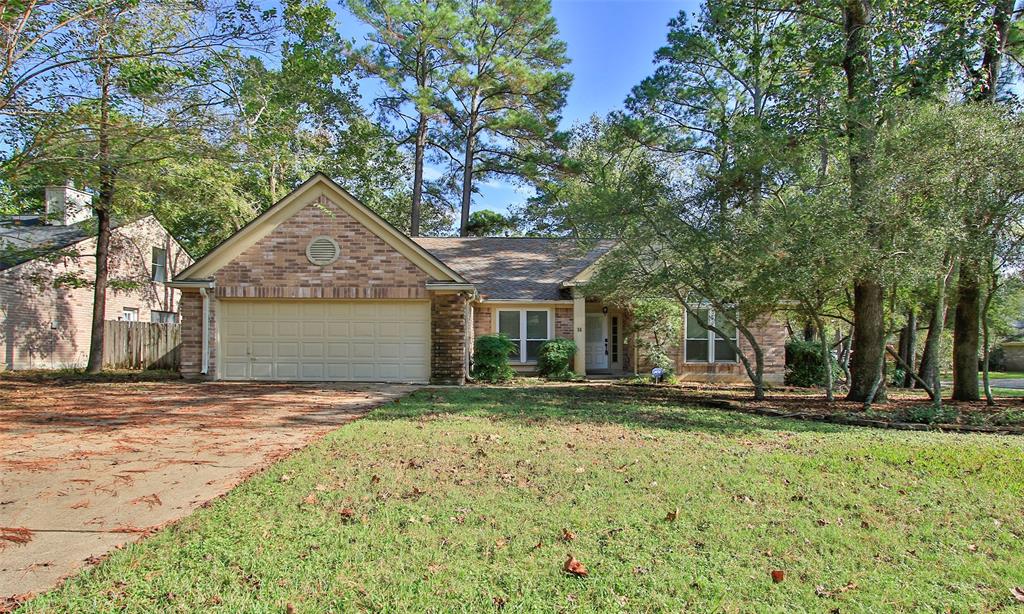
(306, 236, 340, 266)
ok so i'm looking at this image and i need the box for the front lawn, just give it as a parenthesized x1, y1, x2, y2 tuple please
(23, 386, 1024, 612)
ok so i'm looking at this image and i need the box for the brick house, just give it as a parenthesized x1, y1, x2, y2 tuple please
(170, 174, 786, 384)
(0, 183, 191, 370)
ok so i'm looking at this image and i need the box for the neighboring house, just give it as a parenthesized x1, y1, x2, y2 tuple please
(0, 183, 191, 370)
(170, 174, 787, 384)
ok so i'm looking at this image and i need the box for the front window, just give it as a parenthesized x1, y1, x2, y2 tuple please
(151, 247, 168, 282)
(685, 307, 738, 363)
(497, 309, 551, 362)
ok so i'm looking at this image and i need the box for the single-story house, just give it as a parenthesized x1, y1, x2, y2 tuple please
(0, 183, 191, 370)
(170, 174, 786, 384)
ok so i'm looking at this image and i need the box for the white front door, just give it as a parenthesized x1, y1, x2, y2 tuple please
(585, 313, 608, 370)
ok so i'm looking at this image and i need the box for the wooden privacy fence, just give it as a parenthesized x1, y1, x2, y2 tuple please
(102, 320, 181, 370)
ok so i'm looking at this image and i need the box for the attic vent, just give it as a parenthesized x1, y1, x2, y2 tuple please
(306, 236, 340, 266)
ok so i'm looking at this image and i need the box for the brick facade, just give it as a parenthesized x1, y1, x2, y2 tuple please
(555, 307, 574, 340)
(1, 217, 190, 370)
(431, 293, 468, 384)
(179, 290, 217, 377)
(178, 195, 471, 383)
(215, 195, 431, 299)
(671, 314, 788, 384)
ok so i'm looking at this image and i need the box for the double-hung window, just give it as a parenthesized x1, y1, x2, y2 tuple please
(497, 309, 551, 363)
(151, 247, 168, 282)
(685, 307, 738, 363)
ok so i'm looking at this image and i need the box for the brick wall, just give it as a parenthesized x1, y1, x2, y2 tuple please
(673, 314, 788, 384)
(215, 195, 430, 299)
(431, 293, 468, 384)
(179, 290, 217, 377)
(1, 217, 190, 370)
(473, 305, 492, 341)
(555, 307, 573, 340)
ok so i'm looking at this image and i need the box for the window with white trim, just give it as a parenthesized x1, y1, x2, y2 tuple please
(151, 247, 167, 282)
(496, 309, 551, 362)
(122, 307, 139, 321)
(685, 307, 738, 363)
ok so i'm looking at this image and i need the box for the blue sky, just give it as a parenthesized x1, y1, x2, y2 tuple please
(341, 0, 699, 217)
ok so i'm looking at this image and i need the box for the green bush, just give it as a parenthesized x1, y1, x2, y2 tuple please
(784, 338, 838, 387)
(537, 338, 578, 380)
(903, 404, 959, 425)
(471, 334, 516, 383)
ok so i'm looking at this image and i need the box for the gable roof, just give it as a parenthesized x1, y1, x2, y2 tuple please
(0, 218, 129, 271)
(413, 237, 615, 301)
(176, 173, 466, 283)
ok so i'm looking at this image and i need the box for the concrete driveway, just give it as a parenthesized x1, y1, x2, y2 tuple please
(0, 377, 409, 603)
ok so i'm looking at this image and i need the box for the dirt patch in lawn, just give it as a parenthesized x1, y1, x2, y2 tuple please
(602, 381, 1024, 434)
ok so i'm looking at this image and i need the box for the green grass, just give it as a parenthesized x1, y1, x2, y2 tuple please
(24, 386, 1024, 613)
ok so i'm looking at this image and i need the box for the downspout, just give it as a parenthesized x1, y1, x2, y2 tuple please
(199, 287, 210, 375)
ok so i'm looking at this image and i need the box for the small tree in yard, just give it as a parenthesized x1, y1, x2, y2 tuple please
(624, 298, 682, 373)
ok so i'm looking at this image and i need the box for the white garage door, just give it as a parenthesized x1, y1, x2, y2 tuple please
(219, 300, 430, 383)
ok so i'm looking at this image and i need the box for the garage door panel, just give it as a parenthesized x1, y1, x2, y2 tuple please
(219, 300, 430, 383)
(252, 362, 274, 378)
(223, 361, 249, 379)
(327, 342, 349, 358)
(327, 322, 350, 337)
(276, 321, 299, 337)
(378, 342, 400, 359)
(300, 363, 325, 379)
(351, 342, 374, 359)
(302, 342, 324, 358)
(301, 321, 324, 337)
(251, 342, 274, 359)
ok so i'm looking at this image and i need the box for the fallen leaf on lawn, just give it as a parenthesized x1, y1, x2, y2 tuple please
(302, 493, 317, 506)
(816, 581, 858, 598)
(561, 528, 576, 542)
(564, 555, 588, 577)
(574, 466, 585, 474)
(279, 474, 291, 483)
(1013, 587, 1024, 603)
(771, 570, 785, 583)
(817, 518, 830, 526)
(338, 508, 356, 520)
(533, 540, 544, 550)
(495, 538, 508, 549)
(665, 507, 679, 522)
(967, 544, 977, 552)
(286, 603, 295, 614)
(492, 596, 507, 609)
(370, 475, 381, 484)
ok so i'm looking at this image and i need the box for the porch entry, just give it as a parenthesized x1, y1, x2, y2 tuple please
(585, 313, 608, 371)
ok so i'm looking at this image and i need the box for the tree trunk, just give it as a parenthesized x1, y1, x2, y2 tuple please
(952, 0, 1014, 400)
(458, 110, 477, 237)
(86, 54, 113, 374)
(813, 313, 834, 402)
(410, 110, 428, 236)
(848, 281, 887, 402)
(842, 0, 885, 403)
(900, 309, 917, 388)
(952, 260, 980, 400)
(923, 252, 955, 408)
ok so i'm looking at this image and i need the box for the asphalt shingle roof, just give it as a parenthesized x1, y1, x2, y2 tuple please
(0, 218, 107, 271)
(413, 237, 615, 300)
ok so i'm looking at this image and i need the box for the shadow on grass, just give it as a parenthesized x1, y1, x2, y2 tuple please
(366, 385, 849, 436)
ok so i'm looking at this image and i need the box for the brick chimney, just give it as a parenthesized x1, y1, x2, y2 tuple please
(44, 181, 92, 226)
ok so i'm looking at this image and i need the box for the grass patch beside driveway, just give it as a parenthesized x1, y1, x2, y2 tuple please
(23, 386, 1024, 612)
